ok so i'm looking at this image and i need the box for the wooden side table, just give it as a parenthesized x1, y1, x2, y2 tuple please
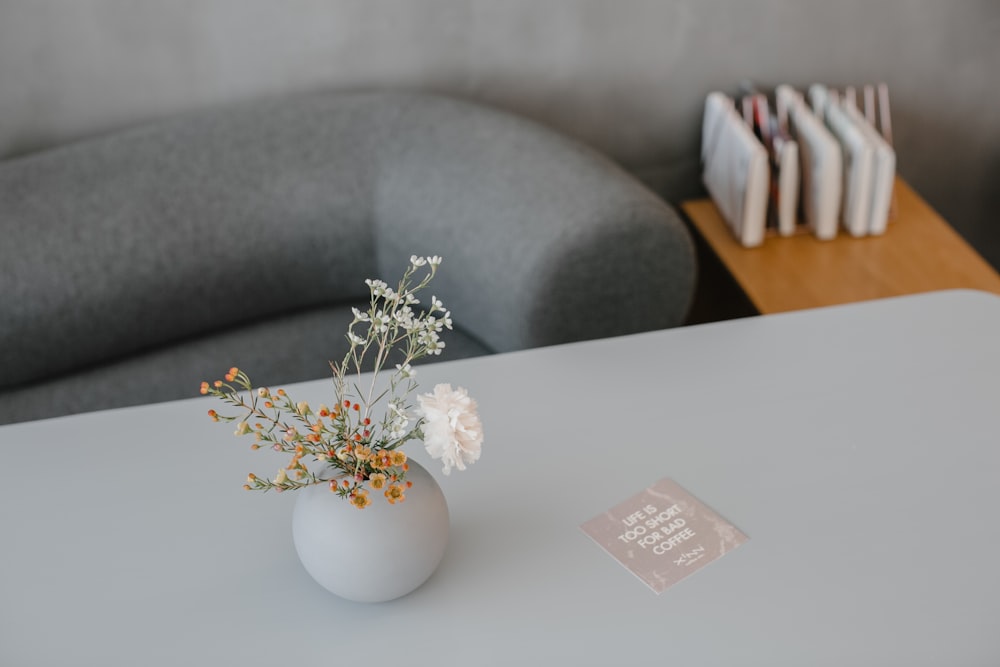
(681, 178, 1000, 314)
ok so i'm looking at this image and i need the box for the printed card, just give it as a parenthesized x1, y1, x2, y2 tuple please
(580, 478, 748, 594)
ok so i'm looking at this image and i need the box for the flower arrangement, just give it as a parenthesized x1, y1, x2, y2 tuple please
(201, 256, 483, 509)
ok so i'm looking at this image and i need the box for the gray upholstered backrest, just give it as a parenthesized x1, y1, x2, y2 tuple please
(0, 94, 382, 389)
(0, 91, 695, 391)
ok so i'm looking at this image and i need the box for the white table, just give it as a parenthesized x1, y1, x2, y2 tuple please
(2, 289, 998, 665)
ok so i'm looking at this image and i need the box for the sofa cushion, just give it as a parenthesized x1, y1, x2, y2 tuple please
(0, 303, 491, 424)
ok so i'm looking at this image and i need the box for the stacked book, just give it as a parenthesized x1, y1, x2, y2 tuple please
(701, 83, 896, 247)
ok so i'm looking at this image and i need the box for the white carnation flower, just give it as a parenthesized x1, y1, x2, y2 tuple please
(417, 384, 483, 475)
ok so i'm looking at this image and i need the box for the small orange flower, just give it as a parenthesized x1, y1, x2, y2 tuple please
(368, 473, 387, 490)
(352, 403, 360, 411)
(384, 484, 405, 504)
(213, 380, 222, 388)
(350, 491, 372, 509)
(277, 389, 286, 396)
(389, 451, 407, 466)
(363, 418, 371, 426)
(200, 382, 210, 395)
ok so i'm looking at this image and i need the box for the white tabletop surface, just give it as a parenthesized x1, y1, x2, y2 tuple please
(2, 289, 998, 666)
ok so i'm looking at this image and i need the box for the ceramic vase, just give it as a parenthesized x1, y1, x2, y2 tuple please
(291, 460, 449, 602)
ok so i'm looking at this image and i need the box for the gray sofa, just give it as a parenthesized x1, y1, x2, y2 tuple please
(0, 91, 696, 425)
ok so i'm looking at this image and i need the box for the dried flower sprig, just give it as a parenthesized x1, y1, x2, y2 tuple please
(202, 256, 483, 507)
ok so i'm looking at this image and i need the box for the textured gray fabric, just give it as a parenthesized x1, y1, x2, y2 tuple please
(0, 90, 695, 424)
(0, 94, 383, 390)
(0, 304, 491, 425)
(373, 95, 696, 352)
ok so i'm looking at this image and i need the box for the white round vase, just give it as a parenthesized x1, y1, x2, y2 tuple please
(291, 460, 449, 603)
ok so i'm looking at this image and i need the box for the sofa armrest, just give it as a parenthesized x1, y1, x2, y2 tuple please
(372, 94, 696, 353)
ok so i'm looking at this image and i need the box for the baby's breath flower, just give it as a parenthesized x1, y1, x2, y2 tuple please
(371, 310, 390, 333)
(410, 255, 427, 267)
(394, 306, 415, 330)
(365, 279, 388, 296)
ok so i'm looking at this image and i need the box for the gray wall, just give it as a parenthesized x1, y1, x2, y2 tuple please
(2, 0, 998, 268)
